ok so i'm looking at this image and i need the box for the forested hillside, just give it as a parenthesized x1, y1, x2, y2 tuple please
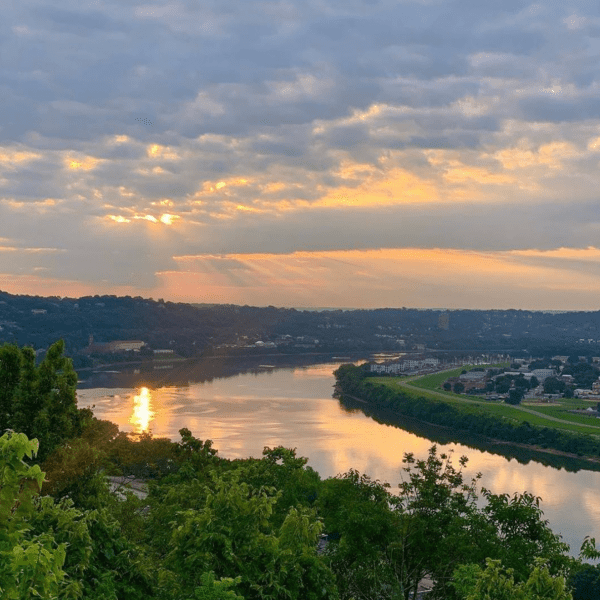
(5, 290, 600, 367)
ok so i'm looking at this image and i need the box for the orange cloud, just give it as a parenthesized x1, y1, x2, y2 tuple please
(65, 155, 101, 171)
(510, 246, 600, 261)
(162, 247, 600, 309)
(146, 144, 179, 159)
(494, 141, 579, 170)
(426, 150, 516, 186)
(314, 167, 439, 207)
(0, 148, 41, 165)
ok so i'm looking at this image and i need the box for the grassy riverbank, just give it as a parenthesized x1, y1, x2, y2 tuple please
(376, 378, 600, 436)
(335, 364, 600, 461)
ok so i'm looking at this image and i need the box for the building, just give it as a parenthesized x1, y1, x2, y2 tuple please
(438, 312, 449, 330)
(85, 339, 146, 354)
(369, 357, 440, 374)
(107, 340, 145, 352)
(531, 369, 555, 383)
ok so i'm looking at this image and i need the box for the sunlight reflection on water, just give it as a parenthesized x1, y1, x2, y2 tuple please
(129, 386, 155, 433)
(77, 362, 600, 556)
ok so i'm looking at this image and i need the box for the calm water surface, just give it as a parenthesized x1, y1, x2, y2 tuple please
(77, 361, 600, 556)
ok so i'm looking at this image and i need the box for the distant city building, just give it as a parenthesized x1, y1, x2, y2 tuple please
(438, 312, 449, 330)
(85, 339, 146, 354)
(369, 357, 440, 374)
(107, 340, 145, 352)
(531, 368, 555, 382)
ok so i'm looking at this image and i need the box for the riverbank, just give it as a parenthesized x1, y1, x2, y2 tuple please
(334, 364, 600, 467)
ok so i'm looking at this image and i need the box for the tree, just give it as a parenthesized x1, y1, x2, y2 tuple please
(0, 340, 82, 461)
(318, 469, 402, 599)
(394, 447, 482, 600)
(544, 378, 566, 395)
(453, 558, 572, 600)
(454, 382, 465, 394)
(0, 432, 67, 600)
(506, 388, 524, 405)
(479, 490, 570, 582)
(514, 376, 529, 389)
(165, 473, 338, 600)
(0, 344, 23, 429)
(568, 563, 600, 600)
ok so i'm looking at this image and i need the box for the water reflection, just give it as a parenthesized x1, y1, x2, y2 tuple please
(78, 361, 600, 555)
(130, 387, 155, 433)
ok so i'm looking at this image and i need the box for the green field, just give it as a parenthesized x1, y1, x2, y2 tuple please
(372, 366, 600, 437)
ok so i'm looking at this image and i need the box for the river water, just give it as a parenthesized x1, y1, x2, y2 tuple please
(77, 358, 600, 557)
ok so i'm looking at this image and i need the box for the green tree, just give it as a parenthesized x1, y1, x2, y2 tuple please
(0, 432, 67, 600)
(0, 340, 82, 461)
(36, 340, 80, 457)
(164, 472, 337, 600)
(395, 447, 483, 600)
(506, 388, 525, 405)
(544, 378, 566, 395)
(453, 558, 572, 600)
(479, 490, 570, 583)
(0, 344, 25, 429)
(318, 469, 402, 599)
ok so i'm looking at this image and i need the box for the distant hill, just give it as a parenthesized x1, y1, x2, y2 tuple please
(3, 290, 600, 365)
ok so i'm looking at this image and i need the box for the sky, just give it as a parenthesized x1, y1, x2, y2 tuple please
(3, 0, 600, 309)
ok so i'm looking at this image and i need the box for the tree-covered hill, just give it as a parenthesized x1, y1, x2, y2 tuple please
(5, 289, 600, 364)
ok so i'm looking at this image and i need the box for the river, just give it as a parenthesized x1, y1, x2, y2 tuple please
(77, 358, 600, 557)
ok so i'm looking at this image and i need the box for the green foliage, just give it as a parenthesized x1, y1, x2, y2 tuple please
(568, 553, 600, 600)
(544, 377, 566, 395)
(339, 371, 600, 457)
(316, 443, 576, 600)
(162, 472, 338, 600)
(0, 431, 67, 600)
(453, 558, 572, 600)
(192, 572, 245, 600)
(42, 437, 112, 510)
(232, 446, 321, 527)
(396, 447, 483, 599)
(506, 388, 525, 404)
(318, 470, 404, 600)
(0, 340, 82, 461)
(480, 490, 571, 582)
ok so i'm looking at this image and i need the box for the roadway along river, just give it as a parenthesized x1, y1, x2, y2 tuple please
(77, 359, 600, 557)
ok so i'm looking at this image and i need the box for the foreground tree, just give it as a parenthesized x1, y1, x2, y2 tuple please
(453, 558, 572, 600)
(0, 340, 81, 460)
(0, 432, 66, 599)
(318, 445, 573, 600)
(163, 471, 338, 600)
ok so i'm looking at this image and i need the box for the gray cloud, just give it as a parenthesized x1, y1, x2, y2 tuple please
(2, 0, 600, 303)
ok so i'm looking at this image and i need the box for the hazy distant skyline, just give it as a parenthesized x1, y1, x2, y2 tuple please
(3, 1, 600, 309)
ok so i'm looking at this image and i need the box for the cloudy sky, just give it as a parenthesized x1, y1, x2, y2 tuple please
(3, 0, 600, 309)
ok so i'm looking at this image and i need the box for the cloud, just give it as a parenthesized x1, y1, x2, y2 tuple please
(156, 246, 600, 310)
(2, 0, 600, 307)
